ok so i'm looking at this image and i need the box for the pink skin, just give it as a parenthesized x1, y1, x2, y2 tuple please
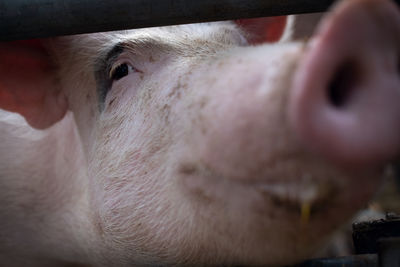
(289, 0, 400, 169)
(0, 0, 399, 266)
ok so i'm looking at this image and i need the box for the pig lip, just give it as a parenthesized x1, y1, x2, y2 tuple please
(180, 162, 339, 217)
(253, 180, 338, 216)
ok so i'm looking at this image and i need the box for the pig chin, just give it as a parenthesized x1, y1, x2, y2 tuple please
(176, 43, 384, 264)
(178, 124, 383, 265)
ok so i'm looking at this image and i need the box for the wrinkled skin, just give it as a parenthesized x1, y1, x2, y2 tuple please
(0, 0, 399, 266)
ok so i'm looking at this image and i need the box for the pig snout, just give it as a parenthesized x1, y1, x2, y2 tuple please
(177, 2, 399, 263)
(289, 0, 400, 169)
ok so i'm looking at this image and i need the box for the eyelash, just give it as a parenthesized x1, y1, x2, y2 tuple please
(109, 62, 136, 82)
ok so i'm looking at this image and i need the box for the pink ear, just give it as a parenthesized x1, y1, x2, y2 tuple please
(0, 40, 68, 129)
(236, 16, 287, 44)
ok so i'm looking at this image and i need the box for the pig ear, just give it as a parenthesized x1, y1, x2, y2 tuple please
(280, 13, 324, 42)
(0, 40, 68, 129)
(235, 16, 287, 44)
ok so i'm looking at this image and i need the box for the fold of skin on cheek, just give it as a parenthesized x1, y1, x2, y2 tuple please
(85, 68, 207, 264)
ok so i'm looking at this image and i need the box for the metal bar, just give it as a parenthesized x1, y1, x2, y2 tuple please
(0, 0, 338, 41)
(292, 254, 378, 267)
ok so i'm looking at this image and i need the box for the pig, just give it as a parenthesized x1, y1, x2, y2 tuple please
(0, 0, 399, 265)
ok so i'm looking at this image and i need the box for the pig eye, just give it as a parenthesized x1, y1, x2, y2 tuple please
(109, 63, 136, 81)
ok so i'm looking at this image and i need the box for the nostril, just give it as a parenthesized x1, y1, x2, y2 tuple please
(328, 61, 360, 108)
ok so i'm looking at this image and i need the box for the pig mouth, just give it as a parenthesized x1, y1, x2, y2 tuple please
(179, 161, 341, 221)
(254, 180, 339, 222)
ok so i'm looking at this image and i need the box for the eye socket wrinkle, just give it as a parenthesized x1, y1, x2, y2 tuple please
(95, 43, 125, 111)
(94, 38, 173, 111)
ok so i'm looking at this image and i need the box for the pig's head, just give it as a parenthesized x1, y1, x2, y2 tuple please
(1, 0, 400, 265)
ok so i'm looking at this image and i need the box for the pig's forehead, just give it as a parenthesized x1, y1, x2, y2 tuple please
(55, 21, 242, 61)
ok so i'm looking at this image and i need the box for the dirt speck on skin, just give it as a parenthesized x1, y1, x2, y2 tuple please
(193, 110, 208, 136)
(92, 210, 105, 237)
(187, 96, 209, 134)
(179, 162, 218, 206)
(141, 87, 153, 104)
(161, 103, 171, 123)
(109, 97, 116, 107)
(162, 104, 171, 112)
(168, 82, 182, 98)
(200, 122, 208, 135)
(199, 96, 209, 109)
(149, 144, 162, 155)
(168, 81, 188, 99)
(179, 163, 198, 175)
